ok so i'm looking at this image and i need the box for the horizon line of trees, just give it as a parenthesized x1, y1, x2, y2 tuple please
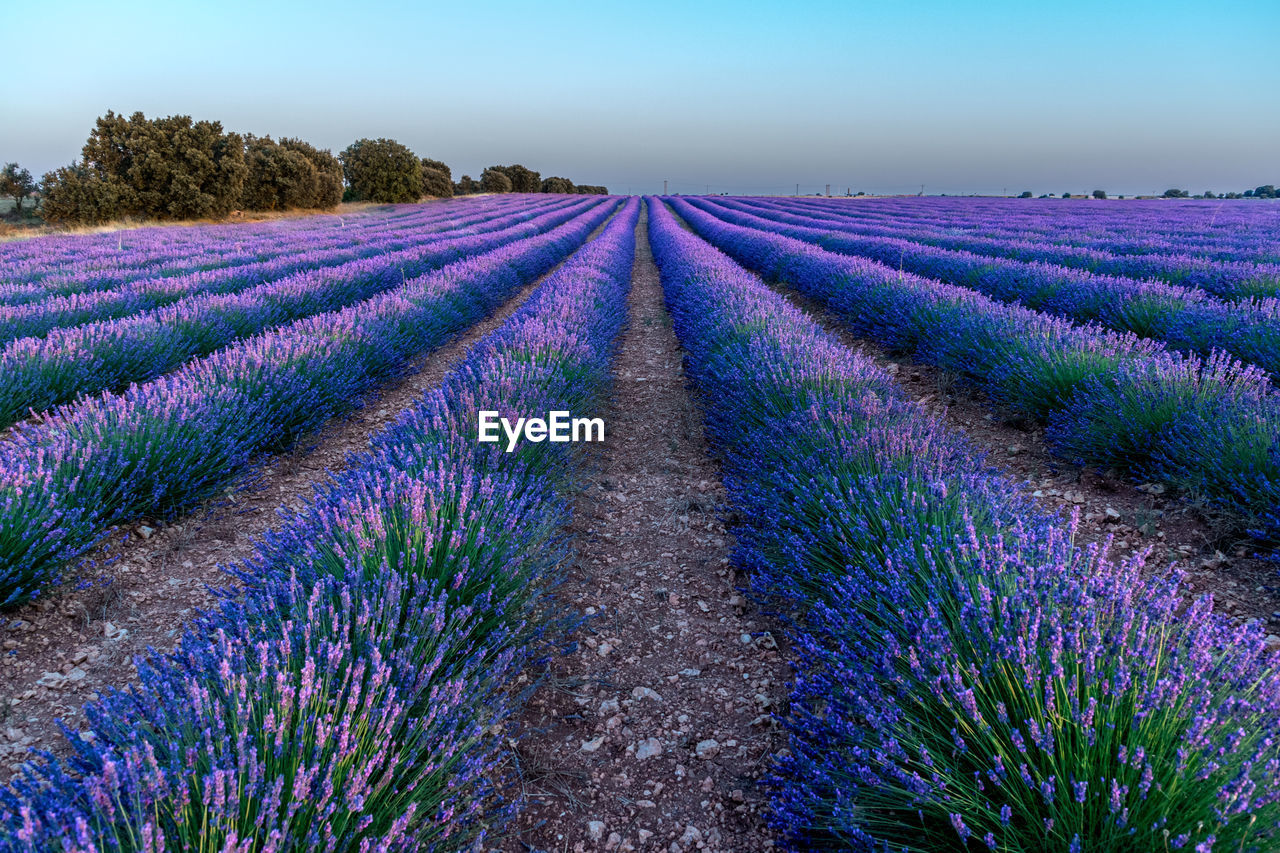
(5, 111, 608, 227)
(1012, 186, 1276, 200)
(457, 164, 606, 197)
(340, 141, 607, 204)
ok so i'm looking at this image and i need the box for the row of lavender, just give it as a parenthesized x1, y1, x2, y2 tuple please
(0, 204, 438, 299)
(0, 199, 446, 291)
(752, 197, 1280, 299)
(0, 198, 598, 428)
(791, 197, 1280, 260)
(772, 196, 1280, 267)
(0, 200, 639, 852)
(669, 198, 1280, 552)
(0, 196, 555, 324)
(684, 197, 1280, 380)
(0, 199, 618, 609)
(649, 198, 1280, 851)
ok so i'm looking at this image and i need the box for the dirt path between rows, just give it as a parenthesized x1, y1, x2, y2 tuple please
(763, 282, 1280, 637)
(504, 210, 786, 853)
(0, 236, 599, 777)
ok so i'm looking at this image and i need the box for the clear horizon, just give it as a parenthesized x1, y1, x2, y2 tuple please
(2, 0, 1277, 197)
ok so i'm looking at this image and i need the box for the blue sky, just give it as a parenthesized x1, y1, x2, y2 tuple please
(2, 0, 1276, 196)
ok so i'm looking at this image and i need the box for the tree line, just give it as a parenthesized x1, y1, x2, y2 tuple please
(2, 111, 608, 227)
(1015, 187, 1278, 200)
(341, 139, 606, 203)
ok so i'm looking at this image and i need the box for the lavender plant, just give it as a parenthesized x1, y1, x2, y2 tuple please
(0, 199, 639, 851)
(686, 196, 1280, 379)
(668, 197, 1280, 547)
(0, 195, 544, 302)
(648, 197, 1280, 852)
(0, 195, 568, 340)
(0, 198, 596, 427)
(730, 196, 1280, 299)
(0, 199, 617, 608)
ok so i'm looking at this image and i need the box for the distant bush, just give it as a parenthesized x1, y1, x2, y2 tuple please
(420, 158, 453, 198)
(1092, 189, 1107, 199)
(1062, 192, 1072, 198)
(242, 136, 316, 211)
(40, 111, 248, 225)
(478, 164, 602, 195)
(454, 174, 479, 195)
(242, 136, 344, 211)
(280, 138, 344, 207)
(0, 163, 36, 214)
(540, 176, 575, 194)
(1162, 188, 1190, 198)
(479, 168, 513, 193)
(39, 165, 122, 226)
(340, 138, 422, 203)
(490, 164, 541, 193)
(1252, 185, 1277, 199)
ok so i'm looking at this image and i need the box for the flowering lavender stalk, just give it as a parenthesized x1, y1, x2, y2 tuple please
(648, 197, 1280, 852)
(0, 199, 640, 851)
(0, 199, 618, 609)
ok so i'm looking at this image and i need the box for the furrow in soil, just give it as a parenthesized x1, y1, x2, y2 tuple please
(506, 211, 787, 853)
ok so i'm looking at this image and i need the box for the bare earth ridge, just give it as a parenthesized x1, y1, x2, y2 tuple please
(505, 212, 786, 853)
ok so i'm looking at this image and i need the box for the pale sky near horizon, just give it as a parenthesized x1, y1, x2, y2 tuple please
(2, 0, 1276, 196)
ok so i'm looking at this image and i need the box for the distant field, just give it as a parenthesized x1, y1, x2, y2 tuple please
(0, 197, 37, 216)
(3, 195, 1280, 852)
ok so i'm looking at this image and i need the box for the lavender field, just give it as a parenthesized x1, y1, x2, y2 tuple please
(2, 195, 1279, 852)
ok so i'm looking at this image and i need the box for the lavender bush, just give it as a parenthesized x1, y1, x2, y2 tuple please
(648, 197, 1280, 851)
(0, 195, 566, 340)
(0, 198, 596, 427)
(732, 196, 1280, 299)
(668, 198, 1280, 548)
(0, 196, 539, 302)
(0, 199, 639, 851)
(686, 197, 1280, 379)
(0, 199, 617, 608)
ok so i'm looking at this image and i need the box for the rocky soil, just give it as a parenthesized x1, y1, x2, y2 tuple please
(504, 212, 787, 853)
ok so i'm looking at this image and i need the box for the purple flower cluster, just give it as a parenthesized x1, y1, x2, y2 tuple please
(0, 198, 598, 427)
(0, 199, 639, 851)
(0, 195, 565, 341)
(647, 198, 1280, 852)
(768, 196, 1280, 262)
(668, 198, 1280, 551)
(0, 199, 619, 608)
(0, 199, 514, 302)
(685, 197, 1280, 380)
(740, 196, 1280, 299)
